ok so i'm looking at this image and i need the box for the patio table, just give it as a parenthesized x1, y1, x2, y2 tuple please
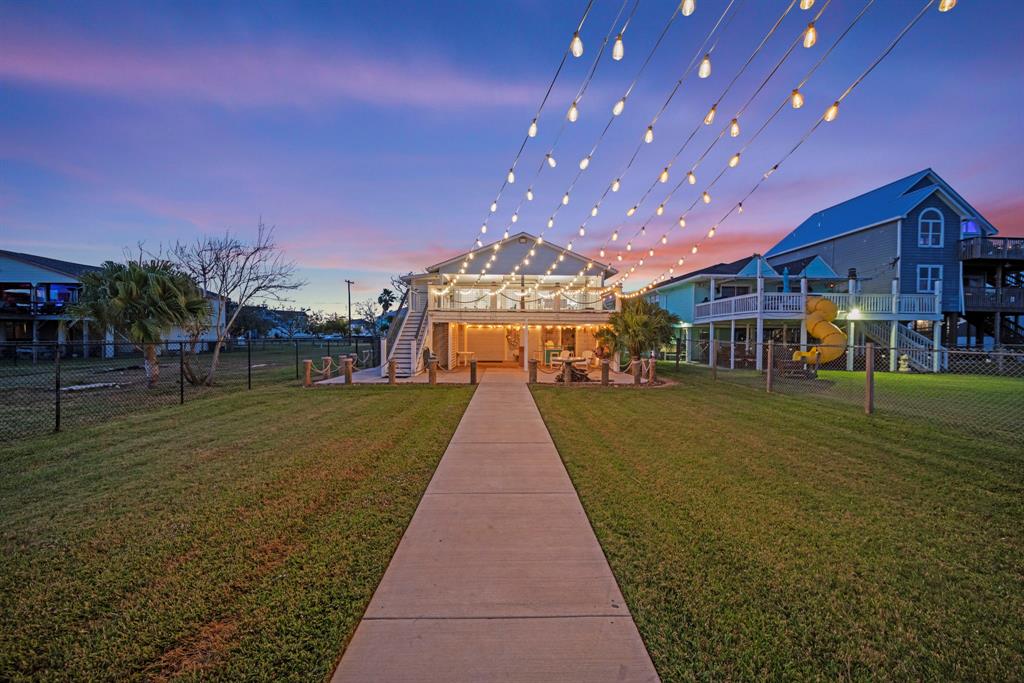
(455, 350, 476, 367)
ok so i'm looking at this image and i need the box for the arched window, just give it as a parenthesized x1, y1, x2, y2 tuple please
(917, 208, 944, 247)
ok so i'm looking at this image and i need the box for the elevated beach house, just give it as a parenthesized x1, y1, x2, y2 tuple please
(385, 232, 618, 376)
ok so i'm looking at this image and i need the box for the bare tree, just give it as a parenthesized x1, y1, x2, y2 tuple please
(173, 222, 305, 384)
(390, 273, 411, 302)
(355, 299, 383, 341)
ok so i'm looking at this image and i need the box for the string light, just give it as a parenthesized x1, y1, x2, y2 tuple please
(627, 205, 637, 216)
(704, 105, 717, 125)
(707, 227, 716, 238)
(568, 101, 580, 122)
(547, 217, 555, 228)
(528, 119, 538, 138)
(938, 0, 955, 10)
(591, 205, 599, 216)
(546, 153, 557, 168)
(656, 204, 665, 216)
(507, 169, 515, 184)
(613, 34, 625, 61)
(729, 118, 740, 137)
(728, 152, 741, 168)
(562, 192, 570, 205)
(490, 201, 498, 213)
(480, 224, 487, 234)
(800, 0, 814, 9)
(678, 217, 686, 228)
(803, 22, 817, 48)
(579, 156, 591, 170)
(611, 178, 621, 192)
(824, 101, 839, 122)
(644, 126, 654, 143)
(681, 0, 696, 17)
(526, 188, 534, 201)
(661, 235, 668, 244)
(579, 226, 586, 236)
(698, 54, 712, 78)
(612, 97, 626, 116)
(511, 213, 519, 223)
(570, 31, 584, 58)
(702, 191, 711, 204)
(687, 171, 697, 185)
(611, 230, 618, 241)
(659, 168, 670, 183)
(791, 89, 805, 109)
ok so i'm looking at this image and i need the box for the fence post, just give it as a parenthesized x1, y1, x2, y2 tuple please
(294, 341, 299, 380)
(303, 359, 312, 387)
(711, 341, 717, 380)
(428, 359, 437, 385)
(528, 358, 538, 384)
(766, 341, 774, 393)
(345, 357, 354, 384)
(388, 358, 397, 384)
(179, 342, 185, 405)
(865, 342, 875, 414)
(247, 339, 252, 389)
(675, 333, 681, 369)
(601, 359, 609, 385)
(649, 351, 656, 384)
(632, 358, 641, 385)
(54, 346, 61, 433)
(469, 358, 478, 385)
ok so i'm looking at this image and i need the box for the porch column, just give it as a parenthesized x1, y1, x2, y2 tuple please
(82, 320, 89, 358)
(932, 321, 942, 372)
(799, 277, 808, 352)
(522, 323, 529, 371)
(754, 318, 764, 371)
(729, 319, 735, 369)
(708, 322, 715, 368)
(846, 321, 855, 371)
(889, 321, 898, 372)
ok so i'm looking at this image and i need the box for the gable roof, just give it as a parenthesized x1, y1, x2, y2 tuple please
(424, 231, 616, 278)
(0, 249, 102, 279)
(652, 254, 773, 290)
(765, 168, 998, 258)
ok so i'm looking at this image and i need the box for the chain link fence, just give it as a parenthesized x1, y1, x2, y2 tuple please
(0, 338, 381, 441)
(676, 340, 1023, 441)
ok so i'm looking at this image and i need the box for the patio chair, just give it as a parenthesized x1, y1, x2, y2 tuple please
(581, 349, 596, 368)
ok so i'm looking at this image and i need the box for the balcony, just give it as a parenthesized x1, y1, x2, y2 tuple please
(963, 287, 1024, 312)
(694, 292, 940, 323)
(959, 237, 1024, 261)
(428, 287, 617, 323)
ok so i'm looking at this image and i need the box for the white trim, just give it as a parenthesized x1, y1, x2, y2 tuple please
(916, 264, 943, 293)
(916, 207, 945, 248)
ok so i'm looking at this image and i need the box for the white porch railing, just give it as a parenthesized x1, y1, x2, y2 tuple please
(431, 289, 607, 313)
(694, 292, 940, 321)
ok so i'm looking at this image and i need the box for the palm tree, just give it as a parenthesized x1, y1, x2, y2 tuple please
(74, 259, 209, 387)
(597, 297, 679, 363)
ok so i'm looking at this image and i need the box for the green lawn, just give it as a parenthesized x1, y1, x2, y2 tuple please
(0, 383, 473, 681)
(533, 365, 1024, 681)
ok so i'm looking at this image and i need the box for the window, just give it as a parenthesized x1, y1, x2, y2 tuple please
(960, 218, 980, 237)
(916, 265, 943, 293)
(917, 208, 944, 247)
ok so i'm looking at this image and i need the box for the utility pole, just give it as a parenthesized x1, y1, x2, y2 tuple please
(345, 279, 355, 344)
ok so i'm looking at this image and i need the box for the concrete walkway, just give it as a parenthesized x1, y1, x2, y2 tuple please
(332, 368, 658, 682)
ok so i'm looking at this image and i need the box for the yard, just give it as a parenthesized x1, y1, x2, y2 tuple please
(533, 364, 1024, 680)
(0, 383, 473, 681)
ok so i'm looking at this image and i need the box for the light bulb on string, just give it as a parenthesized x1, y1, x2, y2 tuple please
(528, 119, 538, 138)
(626, 242, 632, 251)
(591, 205, 599, 217)
(729, 119, 740, 137)
(661, 235, 668, 244)
(617, 253, 623, 261)
(511, 213, 519, 223)
(938, 0, 956, 10)
(648, 248, 655, 257)
(681, 0, 696, 17)
(476, 239, 483, 248)
(579, 156, 590, 170)
(626, 205, 637, 217)
(687, 171, 696, 185)
(704, 104, 717, 125)
(599, 249, 606, 258)
(638, 258, 644, 267)
(644, 126, 654, 144)
(800, 0, 814, 8)
(698, 54, 711, 78)
(480, 224, 487, 234)
(507, 169, 515, 184)
(824, 101, 840, 122)
(503, 230, 509, 239)
(691, 245, 698, 254)
(567, 101, 579, 122)
(678, 217, 687, 228)
(612, 97, 626, 116)
(791, 89, 805, 109)
(490, 201, 498, 213)
(612, 34, 624, 61)
(611, 178, 621, 192)
(579, 226, 586, 237)
(570, 32, 584, 58)
(729, 153, 741, 168)
(657, 204, 665, 216)
(546, 153, 557, 168)
(611, 230, 619, 241)
(659, 168, 670, 183)
(702, 191, 711, 204)
(562, 192, 570, 205)
(803, 22, 817, 48)
(677, 257, 685, 265)
(526, 188, 534, 201)
(547, 217, 554, 228)
(738, 202, 744, 214)
(707, 227, 716, 238)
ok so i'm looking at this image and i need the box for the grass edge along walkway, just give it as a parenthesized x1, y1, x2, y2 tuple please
(532, 364, 1024, 681)
(0, 382, 474, 681)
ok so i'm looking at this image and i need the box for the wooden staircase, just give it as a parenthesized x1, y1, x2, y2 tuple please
(862, 320, 943, 372)
(387, 284, 429, 377)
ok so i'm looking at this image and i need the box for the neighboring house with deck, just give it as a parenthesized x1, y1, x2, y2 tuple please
(0, 249, 224, 358)
(384, 232, 618, 376)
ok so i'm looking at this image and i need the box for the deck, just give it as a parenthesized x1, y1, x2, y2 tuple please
(694, 291, 941, 323)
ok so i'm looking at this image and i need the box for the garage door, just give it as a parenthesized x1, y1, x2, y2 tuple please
(466, 327, 506, 362)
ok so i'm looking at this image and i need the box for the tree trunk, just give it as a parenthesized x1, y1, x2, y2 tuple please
(204, 338, 226, 386)
(143, 344, 160, 387)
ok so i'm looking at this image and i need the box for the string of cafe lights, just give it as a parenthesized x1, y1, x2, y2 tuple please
(610, 0, 953, 299)
(595, 0, 816, 264)
(447, 0, 692, 297)
(605, 0, 873, 288)
(506, 0, 744, 298)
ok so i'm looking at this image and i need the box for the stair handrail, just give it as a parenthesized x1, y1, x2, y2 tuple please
(383, 288, 410, 364)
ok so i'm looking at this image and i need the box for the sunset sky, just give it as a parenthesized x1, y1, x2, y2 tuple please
(2, 0, 1021, 312)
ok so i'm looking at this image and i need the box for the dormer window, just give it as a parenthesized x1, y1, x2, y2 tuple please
(960, 218, 980, 237)
(917, 208, 944, 247)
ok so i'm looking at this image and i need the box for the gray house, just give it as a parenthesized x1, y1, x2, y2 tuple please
(764, 169, 1021, 347)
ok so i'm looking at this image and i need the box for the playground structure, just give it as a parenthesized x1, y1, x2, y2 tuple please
(793, 296, 847, 364)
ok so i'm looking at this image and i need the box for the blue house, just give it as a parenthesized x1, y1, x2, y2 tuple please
(765, 168, 1021, 348)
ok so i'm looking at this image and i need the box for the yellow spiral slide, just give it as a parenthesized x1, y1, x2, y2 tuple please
(792, 296, 847, 363)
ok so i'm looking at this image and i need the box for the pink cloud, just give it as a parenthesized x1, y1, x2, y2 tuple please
(0, 28, 535, 110)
